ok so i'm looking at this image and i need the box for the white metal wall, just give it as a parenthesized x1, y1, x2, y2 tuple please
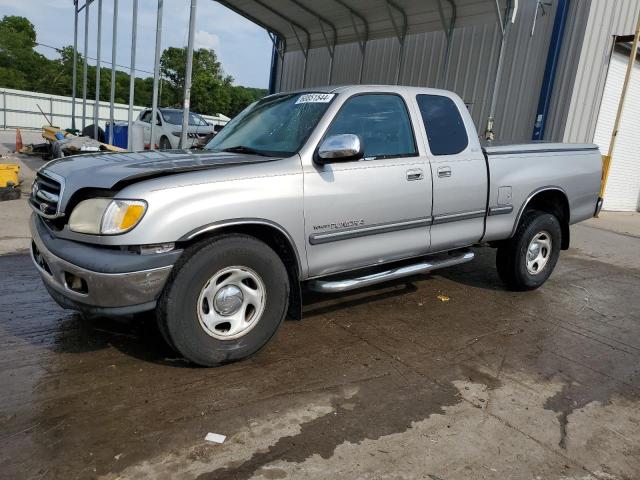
(0, 88, 229, 131)
(593, 49, 640, 211)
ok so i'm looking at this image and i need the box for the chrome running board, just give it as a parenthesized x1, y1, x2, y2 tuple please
(307, 251, 475, 293)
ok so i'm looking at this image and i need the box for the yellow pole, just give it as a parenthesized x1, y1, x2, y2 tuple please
(599, 10, 640, 213)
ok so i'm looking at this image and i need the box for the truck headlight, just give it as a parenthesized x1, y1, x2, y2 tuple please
(69, 198, 147, 235)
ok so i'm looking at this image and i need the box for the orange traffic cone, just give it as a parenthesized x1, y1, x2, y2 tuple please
(15, 128, 23, 152)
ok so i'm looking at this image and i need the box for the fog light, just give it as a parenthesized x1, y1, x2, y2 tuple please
(139, 243, 175, 255)
(64, 272, 88, 294)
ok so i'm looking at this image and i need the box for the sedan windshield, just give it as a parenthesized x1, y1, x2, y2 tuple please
(205, 92, 335, 157)
(161, 110, 208, 126)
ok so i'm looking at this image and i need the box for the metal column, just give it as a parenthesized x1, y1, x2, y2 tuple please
(94, 0, 103, 140)
(333, 0, 368, 84)
(82, 0, 90, 130)
(180, 0, 198, 149)
(437, 0, 457, 88)
(108, 0, 118, 145)
(127, 0, 138, 150)
(384, 0, 408, 85)
(150, 0, 163, 150)
(484, 0, 516, 141)
(71, 1, 79, 130)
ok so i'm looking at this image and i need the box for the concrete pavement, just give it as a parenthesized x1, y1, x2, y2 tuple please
(1, 222, 639, 479)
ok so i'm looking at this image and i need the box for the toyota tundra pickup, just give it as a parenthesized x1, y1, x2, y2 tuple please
(29, 85, 604, 366)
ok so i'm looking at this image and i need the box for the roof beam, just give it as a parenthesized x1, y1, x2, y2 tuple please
(383, 0, 408, 84)
(437, 0, 457, 87)
(285, 0, 338, 83)
(332, 0, 369, 82)
(216, 0, 289, 43)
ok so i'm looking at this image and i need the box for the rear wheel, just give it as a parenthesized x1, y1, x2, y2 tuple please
(156, 234, 289, 366)
(158, 136, 172, 150)
(496, 210, 561, 291)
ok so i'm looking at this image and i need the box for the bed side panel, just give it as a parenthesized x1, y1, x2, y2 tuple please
(483, 149, 602, 242)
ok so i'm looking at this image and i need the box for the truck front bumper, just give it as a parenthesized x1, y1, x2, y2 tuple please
(30, 214, 182, 316)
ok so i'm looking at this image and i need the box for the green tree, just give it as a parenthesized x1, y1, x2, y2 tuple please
(0, 16, 45, 90)
(0, 15, 267, 120)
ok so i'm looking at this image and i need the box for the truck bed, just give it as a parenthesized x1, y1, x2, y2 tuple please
(481, 142, 602, 243)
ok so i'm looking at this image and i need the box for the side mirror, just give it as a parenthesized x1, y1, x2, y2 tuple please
(316, 134, 363, 164)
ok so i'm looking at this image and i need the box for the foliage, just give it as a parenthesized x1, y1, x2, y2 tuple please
(0, 15, 267, 119)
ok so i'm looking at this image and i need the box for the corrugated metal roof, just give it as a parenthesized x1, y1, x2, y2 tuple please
(218, 0, 500, 51)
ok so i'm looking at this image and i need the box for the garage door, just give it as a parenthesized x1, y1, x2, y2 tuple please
(593, 48, 640, 212)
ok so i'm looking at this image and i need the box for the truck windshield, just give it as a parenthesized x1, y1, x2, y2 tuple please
(205, 92, 335, 157)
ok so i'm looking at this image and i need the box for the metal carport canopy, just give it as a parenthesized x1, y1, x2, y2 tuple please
(216, 0, 517, 140)
(217, 0, 509, 51)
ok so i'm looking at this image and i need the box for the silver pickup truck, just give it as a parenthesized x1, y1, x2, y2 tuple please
(30, 85, 603, 366)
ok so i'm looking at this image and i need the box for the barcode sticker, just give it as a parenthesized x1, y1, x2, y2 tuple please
(295, 93, 335, 104)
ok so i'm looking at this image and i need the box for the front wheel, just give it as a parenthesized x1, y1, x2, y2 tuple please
(157, 234, 290, 366)
(496, 210, 561, 291)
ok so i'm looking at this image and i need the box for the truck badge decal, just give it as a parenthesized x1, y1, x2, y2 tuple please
(312, 219, 365, 232)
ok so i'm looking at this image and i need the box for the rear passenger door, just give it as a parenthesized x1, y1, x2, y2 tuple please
(303, 93, 432, 278)
(414, 94, 488, 252)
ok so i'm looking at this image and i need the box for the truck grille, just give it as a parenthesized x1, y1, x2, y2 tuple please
(30, 172, 63, 219)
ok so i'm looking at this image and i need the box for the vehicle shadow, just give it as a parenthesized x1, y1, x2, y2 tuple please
(435, 247, 507, 292)
(1, 248, 509, 369)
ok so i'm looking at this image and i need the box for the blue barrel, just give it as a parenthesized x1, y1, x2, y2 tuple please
(105, 122, 129, 149)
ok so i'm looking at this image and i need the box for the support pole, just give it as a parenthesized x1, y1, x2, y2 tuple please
(384, 0, 408, 85)
(600, 11, 640, 203)
(484, 0, 514, 141)
(94, 0, 102, 140)
(437, 0, 457, 88)
(150, 0, 163, 150)
(127, 0, 138, 150)
(180, 0, 197, 150)
(72, 1, 79, 130)
(109, 0, 118, 145)
(82, 0, 90, 130)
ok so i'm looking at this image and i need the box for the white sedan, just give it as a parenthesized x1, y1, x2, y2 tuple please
(136, 108, 220, 150)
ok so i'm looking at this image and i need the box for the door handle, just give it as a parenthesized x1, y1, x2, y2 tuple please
(437, 166, 452, 178)
(406, 169, 424, 181)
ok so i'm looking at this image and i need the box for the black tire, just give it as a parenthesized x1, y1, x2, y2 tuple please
(158, 136, 172, 150)
(82, 124, 105, 143)
(156, 234, 290, 366)
(496, 210, 561, 291)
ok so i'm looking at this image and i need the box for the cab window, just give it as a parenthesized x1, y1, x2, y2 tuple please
(325, 94, 417, 160)
(416, 94, 468, 155)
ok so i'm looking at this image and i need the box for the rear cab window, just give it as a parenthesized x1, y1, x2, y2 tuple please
(324, 94, 417, 160)
(416, 94, 468, 156)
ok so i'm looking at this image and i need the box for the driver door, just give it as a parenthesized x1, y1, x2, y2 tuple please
(303, 93, 432, 278)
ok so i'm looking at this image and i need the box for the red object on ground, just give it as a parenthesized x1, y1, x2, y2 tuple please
(15, 129, 23, 152)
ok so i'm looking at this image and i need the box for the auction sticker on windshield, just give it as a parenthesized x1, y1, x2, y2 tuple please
(295, 93, 335, 104)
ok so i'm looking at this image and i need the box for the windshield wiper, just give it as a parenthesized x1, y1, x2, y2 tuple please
(221, 145, 271, 156)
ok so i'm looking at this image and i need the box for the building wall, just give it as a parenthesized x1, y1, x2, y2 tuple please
(274, 0, 560, 143)
(561, 0, 640, 143)
(274, 0, 640, 146)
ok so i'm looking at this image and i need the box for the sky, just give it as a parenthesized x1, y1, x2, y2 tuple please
(0, 0, 273, 88)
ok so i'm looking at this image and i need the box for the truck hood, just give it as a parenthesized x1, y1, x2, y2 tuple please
(43, 148, 282, 189)
(40, 149, 283, 212)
